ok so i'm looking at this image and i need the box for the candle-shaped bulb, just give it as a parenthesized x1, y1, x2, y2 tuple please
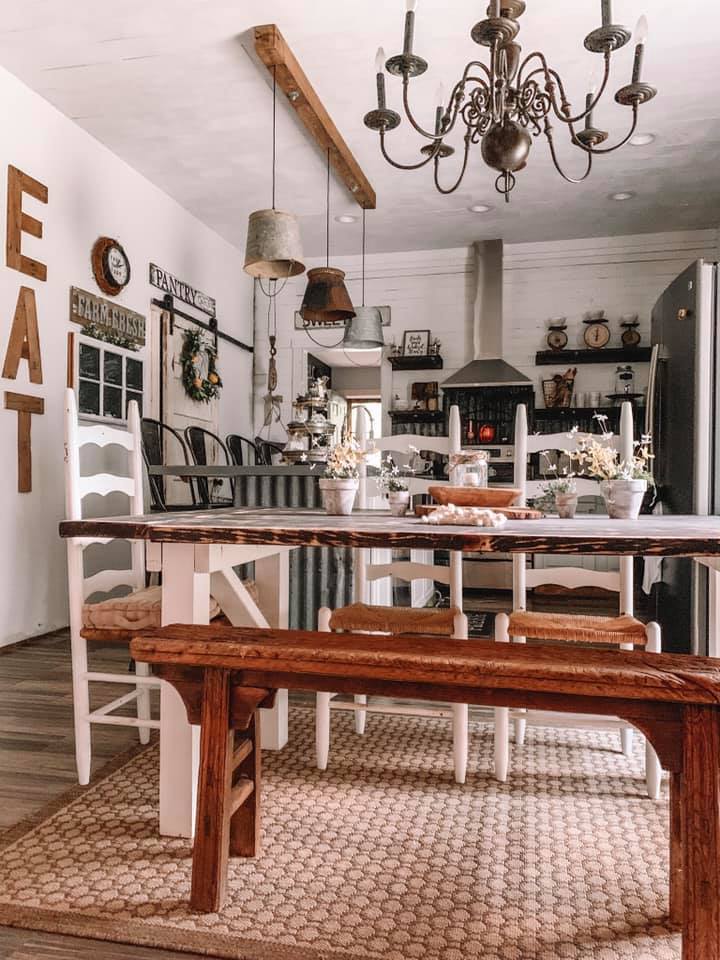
(403, 0, 417, 55)
(632, 15, 648, 82)
(585, 66, 600, 129)
(435, 82, 445, 107)
(634, 14, 648, 44)
(375, 47, 387, 109)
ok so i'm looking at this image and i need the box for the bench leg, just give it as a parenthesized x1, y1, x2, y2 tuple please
(230, 715, 261, 858)
(191, 669, 233, 913)
(682, 705, 720, 960)
(669, 771, 684, 927)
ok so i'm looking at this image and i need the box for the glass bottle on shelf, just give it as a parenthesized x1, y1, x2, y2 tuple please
(466, 418, 476, 445)
(614, 364, 635, 396)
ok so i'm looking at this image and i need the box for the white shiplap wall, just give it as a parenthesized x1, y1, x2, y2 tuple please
(253, 247, 474, 440)
(503, 229, 720, 404)
(255, 228, 720, 437)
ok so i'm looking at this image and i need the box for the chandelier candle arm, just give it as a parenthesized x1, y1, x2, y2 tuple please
(520, 51, 611, 126)
(433, 136, 472, 195)
(602, 0, 612, 27)
(379, 129, 442, 170)
(572, 104, 639, 155)
(544, 120, 594, 183)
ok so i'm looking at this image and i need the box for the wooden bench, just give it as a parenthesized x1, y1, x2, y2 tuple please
(131, 624, 720, 960)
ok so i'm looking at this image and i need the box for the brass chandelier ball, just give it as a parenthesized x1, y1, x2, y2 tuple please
(481, 119, 532, 173)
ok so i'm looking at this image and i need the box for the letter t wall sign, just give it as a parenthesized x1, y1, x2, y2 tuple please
(2, 164, 48, 493)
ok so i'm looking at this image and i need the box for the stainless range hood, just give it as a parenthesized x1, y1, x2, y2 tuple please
(441, 239, 531, 389)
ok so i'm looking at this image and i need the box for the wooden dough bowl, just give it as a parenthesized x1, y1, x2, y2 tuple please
(428, 485, 522, 508)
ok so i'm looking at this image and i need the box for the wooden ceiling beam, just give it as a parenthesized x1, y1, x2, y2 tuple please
(253, 24, 376, 211)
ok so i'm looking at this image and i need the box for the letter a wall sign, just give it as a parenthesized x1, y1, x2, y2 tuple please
(2, 165, 47, 493)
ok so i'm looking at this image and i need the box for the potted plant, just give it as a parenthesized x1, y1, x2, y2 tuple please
(378, 455, 411, 516)
(319, 438, 364, 516)
(536, 451, 578, 518)
(574, 415, 653, 520)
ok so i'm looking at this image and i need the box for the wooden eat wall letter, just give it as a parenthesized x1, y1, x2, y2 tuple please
(6, 165, 48, 281)
(1, 286, 43, 383)
(4, 392, 44, 493)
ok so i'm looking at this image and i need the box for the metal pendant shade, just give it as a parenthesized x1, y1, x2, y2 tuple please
(342, 305, 384, 349)
(300, 267, 356, 326)
(243, 209, 305, 280)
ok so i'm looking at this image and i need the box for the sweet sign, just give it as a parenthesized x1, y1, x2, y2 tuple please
(148, 263, 216, 318)
(70, 287, 146, 345)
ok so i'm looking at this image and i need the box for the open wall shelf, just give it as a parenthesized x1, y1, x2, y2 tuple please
(388, 354, 444, 371)
(535, 347, 652, 366)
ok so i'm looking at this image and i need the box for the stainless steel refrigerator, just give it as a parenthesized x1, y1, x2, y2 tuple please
(646, 259, 719, 654)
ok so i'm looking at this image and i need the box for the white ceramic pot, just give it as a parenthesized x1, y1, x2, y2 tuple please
(387, 490, 411, 517)
(600, 479, 647, 520)
(554, 492, 578, 519)
(319, 477, 358, 516)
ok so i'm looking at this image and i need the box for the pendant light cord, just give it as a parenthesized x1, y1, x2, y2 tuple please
(361, 207, 366, 307)
(272, 65, 277, 210)
(326, 147, 330, 268)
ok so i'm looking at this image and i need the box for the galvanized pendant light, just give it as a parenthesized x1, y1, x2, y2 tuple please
(300, 149, 355, 326)
(343, 208, 384, 349)
(244, 67, 305, 280)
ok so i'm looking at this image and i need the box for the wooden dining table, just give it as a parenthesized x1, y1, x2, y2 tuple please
(60, 508, 720, 841)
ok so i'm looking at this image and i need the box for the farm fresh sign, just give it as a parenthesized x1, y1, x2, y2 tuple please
(70, 287, 146, 345)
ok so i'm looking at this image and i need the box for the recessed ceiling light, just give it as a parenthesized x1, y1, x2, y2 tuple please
(335, 215, 358, 224)
(630, 133, 656, 146)
(468, 203, 493, 213)
(610, 191, 636, 201)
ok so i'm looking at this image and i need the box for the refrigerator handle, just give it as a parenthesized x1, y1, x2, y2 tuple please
(645, 343, 661, 439)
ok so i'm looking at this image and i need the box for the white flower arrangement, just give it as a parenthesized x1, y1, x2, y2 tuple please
(377, 455, 410, 493)
(324, 437, 366, 480)
(574, 413, 653, 482)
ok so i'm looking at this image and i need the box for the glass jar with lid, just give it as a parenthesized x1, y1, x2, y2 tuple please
(449, 451, 489, 488)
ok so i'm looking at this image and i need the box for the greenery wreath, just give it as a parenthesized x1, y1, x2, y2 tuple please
(180, 329, 222, 403)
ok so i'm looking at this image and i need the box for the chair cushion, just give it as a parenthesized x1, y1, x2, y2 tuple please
(508, 610, 647, 646)
(81, 583, 255, 631)
(328, 603, 461, 637)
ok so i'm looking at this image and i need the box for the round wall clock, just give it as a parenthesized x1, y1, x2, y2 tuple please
(583, 320, 611, 350)
(91, 237, 131, 296)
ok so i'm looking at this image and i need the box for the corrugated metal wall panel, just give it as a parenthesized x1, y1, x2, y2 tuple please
(234, 473, 354, 630)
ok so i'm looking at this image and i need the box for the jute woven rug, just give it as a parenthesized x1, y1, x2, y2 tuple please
(0, 708, 679, 960)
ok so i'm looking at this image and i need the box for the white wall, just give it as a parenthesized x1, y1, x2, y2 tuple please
(0, 65, 253, 647)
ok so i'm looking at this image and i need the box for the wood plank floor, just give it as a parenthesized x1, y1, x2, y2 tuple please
(0, 630, 204, 959)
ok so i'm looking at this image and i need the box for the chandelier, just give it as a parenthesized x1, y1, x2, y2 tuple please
(364, 1, 657, 202)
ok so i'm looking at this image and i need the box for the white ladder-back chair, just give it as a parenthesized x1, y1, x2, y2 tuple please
(494, 401, 662, 800)
(316, 405, 470, 783)
(64, 389, 163, 784)
(356, 405, 463, 609)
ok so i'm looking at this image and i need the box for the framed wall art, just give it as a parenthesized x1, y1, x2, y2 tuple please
(402, 329, 430, 357)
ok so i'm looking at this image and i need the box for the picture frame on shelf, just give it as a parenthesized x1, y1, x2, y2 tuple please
(402, 329, 430, 357)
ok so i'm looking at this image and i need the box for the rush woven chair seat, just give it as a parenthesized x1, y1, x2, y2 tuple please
(317, 603, 470, 783)
(327, 602, 459, 636)
(507, 611, 648, 646)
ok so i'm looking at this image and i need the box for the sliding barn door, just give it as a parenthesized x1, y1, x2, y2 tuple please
(160, 309, 221, 505)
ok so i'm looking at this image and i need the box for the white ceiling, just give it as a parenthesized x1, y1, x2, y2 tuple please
(1, 1, 718, 256)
